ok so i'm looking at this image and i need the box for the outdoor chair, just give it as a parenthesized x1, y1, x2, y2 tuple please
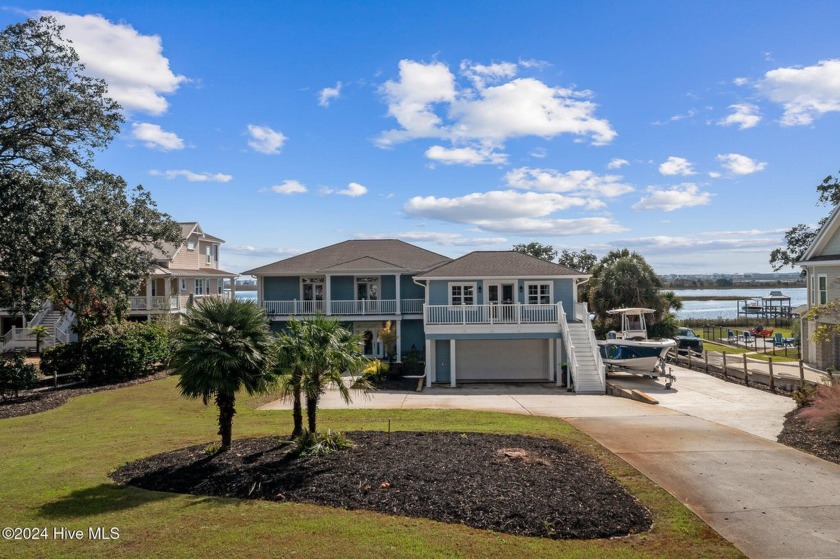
(727, 329, 736, 343)
(743, 331, 753, 346)
(773, 333, 785, 348)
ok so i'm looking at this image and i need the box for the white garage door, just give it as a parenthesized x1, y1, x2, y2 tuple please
(456, 339, 549, 381)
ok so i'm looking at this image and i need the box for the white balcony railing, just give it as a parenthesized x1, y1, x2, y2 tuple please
(400, 299, 424, 314)
(128, 296, 180, 311)
(424, 303, 561, 325)
(263, 300, 325, 315)
(330, 299, 397, 315)
(261, 299, 420, 316)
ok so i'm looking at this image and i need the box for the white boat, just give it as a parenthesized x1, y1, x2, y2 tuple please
(597, 308, 676, 380)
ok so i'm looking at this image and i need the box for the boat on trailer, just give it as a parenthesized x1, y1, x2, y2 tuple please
(597, 308, 676, 383)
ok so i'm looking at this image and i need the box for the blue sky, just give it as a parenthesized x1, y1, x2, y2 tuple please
(3, 1, 840, 275)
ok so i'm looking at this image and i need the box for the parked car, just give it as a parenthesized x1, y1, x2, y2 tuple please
(674, 327, 703, 354)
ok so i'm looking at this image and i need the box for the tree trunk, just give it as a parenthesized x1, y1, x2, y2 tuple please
(306, 394, 318, 434)
(216, 392, 236, 450)
(292, 387, 303, 438)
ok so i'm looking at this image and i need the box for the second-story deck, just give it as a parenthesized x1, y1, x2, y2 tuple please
(424, 303, 564, 334)
(262, 298, 424, 317)
(128, 293, 232, 314)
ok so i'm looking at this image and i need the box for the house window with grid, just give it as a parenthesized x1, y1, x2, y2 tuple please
(819, 275, 828, 305)
(525, 282, 552, 305)
(450, 283, 475, 306)
(195, 278, 205, 295)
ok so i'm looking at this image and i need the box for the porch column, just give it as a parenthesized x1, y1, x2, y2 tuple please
(396, 319, 402, 361)
(231, 277, 236, 299)
(164, 277, 171, 310)
(425, 339, 433, 387)
(450, 339, 457, 388)
(395, 273, 401, 315)
(555, 338, 563, 387)
(325, 274, 332, 315)
(548, 338, 555, 382)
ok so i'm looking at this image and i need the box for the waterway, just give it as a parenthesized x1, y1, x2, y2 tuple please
(671, 288, 806, 321)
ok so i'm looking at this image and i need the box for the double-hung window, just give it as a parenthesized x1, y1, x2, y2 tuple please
(195, 278, 205, 295)
(819, 274, 828, 305)
(525, 282, 552, 305)
(450, 283, 475, 306)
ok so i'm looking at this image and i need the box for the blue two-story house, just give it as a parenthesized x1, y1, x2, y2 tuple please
(246, 241, 605, 393)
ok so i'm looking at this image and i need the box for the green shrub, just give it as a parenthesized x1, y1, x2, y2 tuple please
(401, 348, 425, 376)
(792, 384, 819, 408)
(361, 359, 389, 383)
(0, 353, 38, 401)
(40, 343, 85, 382)
(84, 321, 170, 384)
(294, 429, 353, 456)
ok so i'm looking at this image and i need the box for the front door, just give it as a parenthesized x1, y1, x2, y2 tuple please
(488, 283, 515, 322)
(356, 277, 379, 313)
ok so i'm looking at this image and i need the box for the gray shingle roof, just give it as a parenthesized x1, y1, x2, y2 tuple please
(243, 240, 451, 275)
(416, 251, 588, 278)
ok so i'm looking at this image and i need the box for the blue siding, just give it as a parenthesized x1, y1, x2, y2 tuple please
(263, 277, 299, 300)
(428, 280, 449, 305)
(331, 276, 354, 300)
(435, 339, 451, 383)
(400, 319, 424, 356)
(554, 279, 575, 317)
(401, 275, 425, 300)
(381, 275, 396, 299)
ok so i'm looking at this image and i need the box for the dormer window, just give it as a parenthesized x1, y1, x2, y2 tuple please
(187, 240, 195, 250)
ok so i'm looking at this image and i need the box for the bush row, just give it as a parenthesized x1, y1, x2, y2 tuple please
(40, 321, 171, 385)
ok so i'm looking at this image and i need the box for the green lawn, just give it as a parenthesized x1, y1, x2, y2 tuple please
(0, 377, 743, 558)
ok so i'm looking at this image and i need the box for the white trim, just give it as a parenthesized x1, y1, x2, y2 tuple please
(325, 274, 332, 315)
(449, 282, 477, 306)
(426, 339, 434, 386)
(524, 281, 553, 305)
(801, 203, 840, 261)
(395, 273, 401, 315)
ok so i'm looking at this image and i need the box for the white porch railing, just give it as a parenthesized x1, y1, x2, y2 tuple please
(29, 300, 52, 327)
(400, 299, 424, 314)
(557, 302, 578, 389)
(575, 302, 605, 388)
(330, 299, 397, 315)
(128, 296, 180, 311)
(263, 300, 325, 315)
(55, 311, 75, 344)
(424, 303, 560, 325)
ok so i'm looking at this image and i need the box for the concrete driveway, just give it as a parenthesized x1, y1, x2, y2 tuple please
(260, 367, 840, 558)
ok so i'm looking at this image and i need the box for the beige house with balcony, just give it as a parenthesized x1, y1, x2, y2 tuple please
(130, 222, 237, 319)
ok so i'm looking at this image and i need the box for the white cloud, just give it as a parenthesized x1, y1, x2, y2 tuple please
(356, 231, 506, 247)
(425, 145, 507, 166)
(321, 182, 369, 197)
(652, 109, 698, 126)
(460, 60, 518, 88)
(611, 230, 783, 256)
(264, 180, 307, 194)
(716, 153, 767, 175)
(708, 171, 722, 179)
(733, 77, 749, 86)
(377, 59, 616, 148)
(247, 124, 287, 154)
(658, 156, 696, 176)
(405, 190, 590, 223)
(471, 216, 627, 236)
(149, 169, 232, 182)
(42, 11, 186, 115)
(632, 183, 711, 212)
(757, 59, 840, 125)
(505, 167, 634, 198)
(318, 81, 342, 107)
(131, 123, 184, 150)
(718, 103, 761, 129)
(226, 245, 301, 257)
(607, 158, 629, 169)
(530, 147, 547, 159)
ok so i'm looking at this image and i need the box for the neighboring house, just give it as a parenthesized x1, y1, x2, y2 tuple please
(799, 204, 840, 369)
(129, 222, 238, 319)
(246, 241, 606, 393)
(243, 239, 450, 359)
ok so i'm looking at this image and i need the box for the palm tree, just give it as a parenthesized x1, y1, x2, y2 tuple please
(31, 325, 48, 355)
(299, 315, 367, 434)
(172, 298, 274, 451)
(272, 317, 308, 437)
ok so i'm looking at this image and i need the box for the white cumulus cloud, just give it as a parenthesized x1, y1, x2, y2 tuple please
(247, 124, 287, 154)
(149, 169, 232, 182)
(607, 158, 629, 169)
(505, 167, 634, 198)
(757, 59, 840, 125)
(356, 231, 507, 247)
(658, 156, 696, 176)
(377, 59, 616, 149)
(321, 182, 369, 197)
(264, 180, 307, 194)
(425, 145, 507, 166)
(716, 153, 767, 175)
(718, 103, 762, 129)
(318, 82, 342, 107)
(42, 11, 186, 115)
(131, 123, 184, 150)
(632, 183, 711, 212)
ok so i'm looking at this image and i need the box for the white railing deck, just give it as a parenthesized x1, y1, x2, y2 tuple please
(424, 303, 560, 325)
(557, 302, 578, 388)
(575, 302, 606, 389)
(128, 296, 180, 311)
(261, 299, 423, 316)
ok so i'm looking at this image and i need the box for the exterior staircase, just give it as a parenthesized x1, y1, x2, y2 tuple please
(1, 304, 74, 353)
(566, 318, 606, 395)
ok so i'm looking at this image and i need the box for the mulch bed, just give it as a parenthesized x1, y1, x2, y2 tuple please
(0, 370, 171, 420)
(373, 375, 422, 391)
(111, 431, 652, 540)
(777, 408, 840, 466)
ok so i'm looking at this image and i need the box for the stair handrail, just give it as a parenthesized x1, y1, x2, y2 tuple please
(28, 300, 52, 327)
(575, 302, 606, 389)
(557, 302, 577, 389)
(54, 310, 75, 344)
